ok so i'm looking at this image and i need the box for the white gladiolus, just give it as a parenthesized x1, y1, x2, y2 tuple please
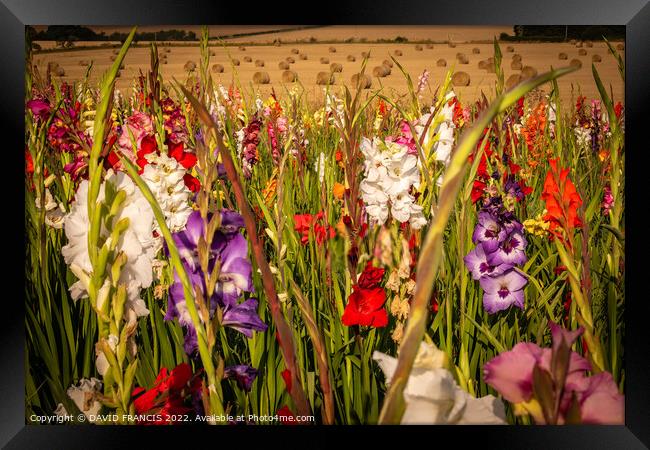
(373, 342, 507, 425)
(95, 334, 119, 377)
(314, 152, 326, 184)
(359, 137, 426, 229)
(35, 188, 66, 229)
(141, 152, 193, 233)
(66, 378, 103, 423)
(61, 170, 156, 319)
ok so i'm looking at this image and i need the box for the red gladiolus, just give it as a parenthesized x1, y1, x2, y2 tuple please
(541, 158, 583, 240)
(183, 173, 201, 193)
(136, 135, 159, 173)
(471, 179, 487, 204)
(25, 149, 34, 175)
(281, 369, 292, 392)
(293, 211, 335, 245)
(132, 363, 202, 425)
(168, 141, 198, 170)
(357, 261, 385, 289)
(341, 286, 388, 327)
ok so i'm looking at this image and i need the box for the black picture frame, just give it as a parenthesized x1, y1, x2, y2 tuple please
(3, 0, 648, 447)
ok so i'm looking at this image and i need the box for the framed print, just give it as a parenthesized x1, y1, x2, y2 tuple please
(2, 0, 649, 447)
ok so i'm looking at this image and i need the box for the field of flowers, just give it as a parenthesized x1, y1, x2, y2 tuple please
(25, 27, 625, 425)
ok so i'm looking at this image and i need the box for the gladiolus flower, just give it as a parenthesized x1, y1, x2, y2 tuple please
(374, 342, 506, 424)
(541, 158, 583, 239)
(333, 182, 346, 200)
(132, 363, 202, 425)
(341, 286, 387, 327)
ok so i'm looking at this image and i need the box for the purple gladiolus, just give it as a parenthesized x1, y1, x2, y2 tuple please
(486, 231, 528, 267)
(472, 211, 507, 253)
(463, 244, 510, 280)
(224, 365, 259, 392)
(222, 298, 268, 337)
(164, 209, 266, 355)
(479, 269, 527, 313)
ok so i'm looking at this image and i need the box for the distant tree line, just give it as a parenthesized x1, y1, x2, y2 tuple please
(503, 25, 625, 41)
(27, 26, 198, 43)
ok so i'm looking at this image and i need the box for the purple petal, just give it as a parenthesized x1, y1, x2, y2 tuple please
(222, 298, 267, 337)
(224, 365, 259, 392)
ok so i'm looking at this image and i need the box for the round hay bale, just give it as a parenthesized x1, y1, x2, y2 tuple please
(451, 71, 470, 87)
(184, 61, 196, 71)
(286, 57, 295, 64)
(211, 63, 224, 73)
(478, 60, 488, 70)
(109, 55, 117, 61)
(112, 49, 119, 55)
(239, 46, 246, 51)
(426, 43, 434, 49)
(436, 58, 447, 67)
(415, 44, 423, 51)
(558, 52, 568, 60)
(381, 64, 392, 75)
(299, 53, 308, 60)
(484, 62, 496, 73)
(282, 70, 298, 83)
(316, 71, 335, 85)
(78, 60, 89, 66)
(291, 48, 299, 54)
(54, 66, 65, 76)
(456, 53, 469, 64)
(320, 57, 329, 64)
(569, 39, 577, 45)
(576, 41, 583, 48)
(382, 59, 393, 68)
(278, 61, 290, 70)
(274, 40, 281, 47)
(616, 43, 624, 51)
(329, 46, 337, 53)
(164, 48, 171, 53)
(472, 47, 480, 54)
(511, 60, 522, 70)
(330, 63, 343, 73)
(255, 59, 265, 67)
(161, 60, 168, 65)
(586, 41, 593, 48)
(521, 66, 538, 79)
(372, 65, 390, 77)
(243, 56, 252, 63)
(506, 45, 514, 52)
(578, 49, 587, 56)
(512, 54, 522, 63)
(570, 58, 582, 69)
(231, 58, 240, 66)
(209, 50, 216, 57)
(448, 41, 456, 48)
(592, 54, 602, 62)
(394, 49, 403, 56)
(351, 73, 372, 89)
(362, 51, 370, 58)
(505, 74, 523, 90)
(253, 71, 270, 84)
(347, 55, 356, 62)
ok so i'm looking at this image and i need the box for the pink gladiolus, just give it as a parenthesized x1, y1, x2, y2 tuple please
(484, 322, 623, 424)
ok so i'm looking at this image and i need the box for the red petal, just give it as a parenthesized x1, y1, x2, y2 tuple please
(183, 174, 201, 192)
